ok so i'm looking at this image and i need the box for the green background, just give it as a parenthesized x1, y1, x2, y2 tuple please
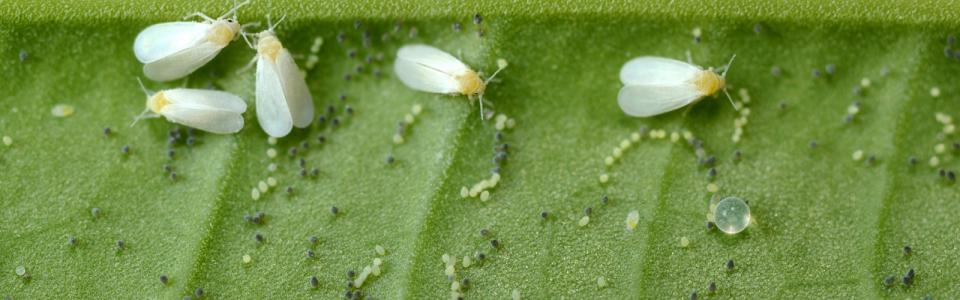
(1, 1, 959, 298)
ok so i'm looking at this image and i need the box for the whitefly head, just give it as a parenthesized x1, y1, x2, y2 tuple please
(254, 15, 287, 61)
(699, 54, 737, 109)
(207, 0, 251, 45)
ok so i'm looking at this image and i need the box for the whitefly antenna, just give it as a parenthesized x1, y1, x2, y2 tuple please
(478, 94, 486, 121)
(268, 14, 287, 33)
(483, 59, 509, 85)
(219, 0, 251, 20)
(720, 54, 739, 111)
(131, 77, 154, 127)
(721, 54, 736, 78)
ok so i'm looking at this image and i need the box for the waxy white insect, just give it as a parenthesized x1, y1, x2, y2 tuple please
(132, 79, 247, 134)
(248, 16, 314, 137)
(394, 44, 506, 119)
(133, 1, 250, 82)
(618, 54, 736, 117)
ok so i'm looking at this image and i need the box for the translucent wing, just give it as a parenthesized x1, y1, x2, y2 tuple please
(620, 56, 701, 86)
(617, 84, 703, 117)
(394, 44, 469, 94)
(143, 42, 224, 82)
(134, 22, 211, 63)
(274, 48, 314, 128)
(256, 55, 294, 137)
(163, 89, 247, 113)
(160, 104, 244, 134)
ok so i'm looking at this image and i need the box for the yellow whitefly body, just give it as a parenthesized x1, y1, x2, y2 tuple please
(693, 69, 725, 96)
(456, 69, 485, 96)
(147, 91, 170, 114)
(257, 33, 283, 62)
(208, 20, 241, 46)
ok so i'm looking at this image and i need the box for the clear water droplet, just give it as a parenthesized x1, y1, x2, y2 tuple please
(715, 197, 750, 234)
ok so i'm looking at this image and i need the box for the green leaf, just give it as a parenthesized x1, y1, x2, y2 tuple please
(1, 1, 959, 299)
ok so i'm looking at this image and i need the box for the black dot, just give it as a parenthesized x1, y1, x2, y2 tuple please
(309, 236, 319, 245)
(330, 206, 339, 215)
(725, 259, 734, 270)
(254, 233, 264, 243)
(883, 275, 895, 287)
(194, 287, 203, 297)
(68, 236, 77, 246)
(347, 269, 356, 279)
(479, 228, 489, 237)
(770, 66, 781, 77)
(160, 274, 169, 285)
(490, 239, 500, 249)
(601, 195, 609, 205)
(903, 245, 912, 256)
(103, 127, 111, 136)
(91, 207, 101, 219)
(707, 281, 716, 293)
(116, 239, 125, 249)
(689, 290, 698, 300)
(310, 276, 319, 288)
(122, 145, 130, 154)
(583, 207, 592, 216)
(473, 13, 483, 24)
(540, 211, 549, 219)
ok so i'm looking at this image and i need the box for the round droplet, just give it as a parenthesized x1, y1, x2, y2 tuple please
(714, 197, 750, 234)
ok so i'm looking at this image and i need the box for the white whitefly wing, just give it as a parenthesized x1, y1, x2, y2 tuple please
(394, 44, 470, 94)
(159, 89, 246, 134)
(143, 42, 224, 82)
(160, 105, 245, 134)
(256, 54, 294, 137)
(134, 22, 211, 63)
(274, 48, 314, 128)
(163, 88, 247, 113)
(617, 84, 703, 117)
(619, 56, 701, 86)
